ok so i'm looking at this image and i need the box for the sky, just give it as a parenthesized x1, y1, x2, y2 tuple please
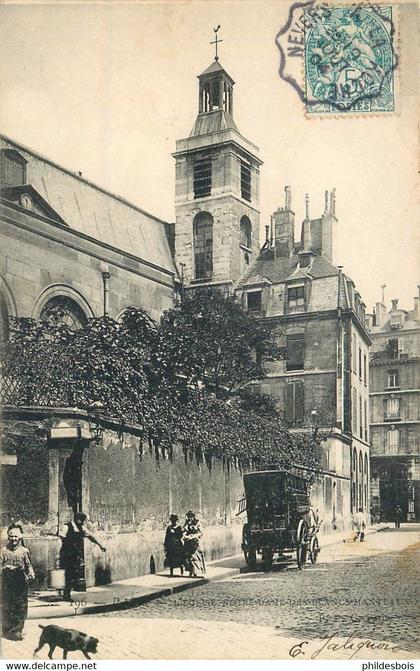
(0, 0, 418, 313)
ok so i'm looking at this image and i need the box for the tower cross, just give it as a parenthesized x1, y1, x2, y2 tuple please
(210, 26, 223, 61)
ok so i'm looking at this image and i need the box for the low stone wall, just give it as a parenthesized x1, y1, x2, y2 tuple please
(13, 524, 243, 591)
(84, 523, 243, 587)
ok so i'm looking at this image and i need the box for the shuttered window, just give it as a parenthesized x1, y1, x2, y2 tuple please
(286, 381, 304, 425)
(286, 334, 304, 371)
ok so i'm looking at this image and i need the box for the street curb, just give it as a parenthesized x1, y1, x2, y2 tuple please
(28, 526, 389, 620)
(319, 525, 390, 547)
(27, 567, 240, 620)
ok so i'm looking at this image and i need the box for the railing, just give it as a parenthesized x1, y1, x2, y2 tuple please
(370, 350, 411, 364)
(0, 339, 77, 408)
(236, 495, 247, 516)
(384, 411, 401, 421)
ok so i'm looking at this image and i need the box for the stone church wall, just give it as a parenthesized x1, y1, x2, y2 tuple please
(0, 209, 174, 326)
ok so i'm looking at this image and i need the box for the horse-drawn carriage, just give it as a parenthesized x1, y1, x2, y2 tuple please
(237, 468, 320, 570)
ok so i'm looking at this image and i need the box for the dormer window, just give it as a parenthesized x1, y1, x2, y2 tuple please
(390, 314, 403, 330)
(299, 253, 311, 268)
(247, 290, 262, 314)
(0, 149, 27, 187)
(287, 284, 305, 313)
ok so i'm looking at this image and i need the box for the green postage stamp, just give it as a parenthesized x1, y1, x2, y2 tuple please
(276, 2, 397, 114)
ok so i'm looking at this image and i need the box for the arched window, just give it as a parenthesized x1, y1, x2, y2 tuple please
(40, 296, 88, 330)
(0, 292, 10, 343)
(193, 212, 213, 279)
(240, 216, 252, 249)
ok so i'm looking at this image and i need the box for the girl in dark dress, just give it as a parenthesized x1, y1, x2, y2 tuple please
(1, 524, 35, 640)
(59, 512, 106, 601)
(183, 511, 206, 578)
(164, 514, 185, 576)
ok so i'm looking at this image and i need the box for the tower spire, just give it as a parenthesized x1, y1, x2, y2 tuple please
(210, 26, 223, 61)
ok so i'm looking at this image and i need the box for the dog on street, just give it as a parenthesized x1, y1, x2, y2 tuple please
(33, 624, 99, 659)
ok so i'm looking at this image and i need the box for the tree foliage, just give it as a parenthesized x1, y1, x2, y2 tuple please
(0, 293, 319, 471)
(156, 289, 284, 397)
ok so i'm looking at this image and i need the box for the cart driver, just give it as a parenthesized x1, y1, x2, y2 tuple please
(307, 506, 319, 533)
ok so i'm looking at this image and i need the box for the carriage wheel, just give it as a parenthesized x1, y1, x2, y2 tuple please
(309, 535, 319, 564)
(242, 524, 257, 570)
(296, 520, 308, 570)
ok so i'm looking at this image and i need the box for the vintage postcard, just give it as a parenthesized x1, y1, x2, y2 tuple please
(0, 0, 418, 667)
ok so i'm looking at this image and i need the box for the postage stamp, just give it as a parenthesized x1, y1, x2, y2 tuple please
(276, 1, 397, 115)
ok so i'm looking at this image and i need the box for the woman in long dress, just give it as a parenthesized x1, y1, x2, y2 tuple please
(164, 514, 185, 576)
(1, 524, 35, 640)
(183, 511, 206, 578)
(59, 512, 106, 601)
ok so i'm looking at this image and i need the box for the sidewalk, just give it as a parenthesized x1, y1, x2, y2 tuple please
(27, 523, 389, 620)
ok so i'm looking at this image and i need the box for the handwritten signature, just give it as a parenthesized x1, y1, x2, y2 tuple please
(289, 632, 401, 660)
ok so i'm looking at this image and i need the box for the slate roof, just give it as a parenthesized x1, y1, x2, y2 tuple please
(238, 250, 350, 308)
(190, 110, 239, 137)
(199, 60, 234, 83)
(239, 251, 339, 285)
(0, 135, 175, 273)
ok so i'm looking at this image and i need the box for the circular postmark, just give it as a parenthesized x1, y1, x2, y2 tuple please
(275, 1, 397, 114)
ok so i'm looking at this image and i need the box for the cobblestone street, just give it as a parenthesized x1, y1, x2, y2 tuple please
(2, 526, 419, 660)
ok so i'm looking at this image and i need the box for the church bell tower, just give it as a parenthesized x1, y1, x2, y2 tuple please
(173, 36, 262, 291)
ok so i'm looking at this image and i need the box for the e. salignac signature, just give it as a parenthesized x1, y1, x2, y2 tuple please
(289, 632, 401, 659)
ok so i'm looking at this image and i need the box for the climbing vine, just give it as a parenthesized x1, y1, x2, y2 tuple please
(0, 292, 320, 471)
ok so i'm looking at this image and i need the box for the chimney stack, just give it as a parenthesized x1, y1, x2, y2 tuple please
(301, 194, 311, 250)
(272, 185, 295, 258)
(330, 187, 336, 216)
(375, 301, 387, 327)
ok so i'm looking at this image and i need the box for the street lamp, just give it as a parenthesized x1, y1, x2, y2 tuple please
(310, 409, 319, 440)
(87, 400, 105, 444)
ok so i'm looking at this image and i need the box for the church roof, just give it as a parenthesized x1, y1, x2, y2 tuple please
(0, 135, 175, 274)
(190, 109, 239, 137)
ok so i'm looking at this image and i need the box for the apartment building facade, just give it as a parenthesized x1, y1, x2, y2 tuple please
(368, 293, 420, 521)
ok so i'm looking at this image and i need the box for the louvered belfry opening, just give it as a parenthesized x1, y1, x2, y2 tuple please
(193, 159, 212, 199)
